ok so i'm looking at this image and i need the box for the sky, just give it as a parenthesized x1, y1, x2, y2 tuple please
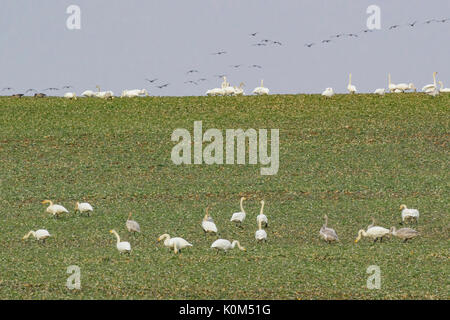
(0, 0, 449, 96)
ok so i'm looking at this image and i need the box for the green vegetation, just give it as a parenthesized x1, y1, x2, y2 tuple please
(0, 94, 448, 299)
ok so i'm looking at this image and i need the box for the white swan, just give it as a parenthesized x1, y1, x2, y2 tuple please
(74, 202, 93, 216)
(121, 89, 149, 97)
(347, 73, 357, 94)
(256, 200, 268, 228)
(81, 90, 95, 97)
(395, 83, 416, 92)
(22, 229, 51, 242)
(252, 80, 269, 95)
(94, 85, 114, 99)
(390, 227, 420, 242)
(157, 234, 192, 254)
(233, 83, 245, 96)
(355, 226, 390, 243)
(110, 229, 131, 253)
(64, 92, 77, 100)
(41, 200, 68, 218)
(230, 197, 246, 227)
(422, 72, 437, 92)
(319, 215, 339, 243)
(126, 212, 141, 233)
(388, 74, 397, 92)
(202, 207, 218, 234)
(321, 87, 334, 97)
(211, 239, 246, 253)
(400, 204, 419, 224)
(438, 81, 450, 93)
(374, 88, 385, 95)
(255, 220, 267, 242)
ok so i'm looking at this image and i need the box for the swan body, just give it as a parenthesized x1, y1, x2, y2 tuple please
(206, 88, 225, 96)
(64, 92, 77, 99)
(110, 229, 131, 253)
(256, 200, 268, 228)
(74, 202, 93, 216)
(230, 197, 246, 226)
(400, 205, 419, 224)
(319, 215, 339, 243)
(395, 83, 416, 92)
(355, 226, 390, 243)
(422, 72, 437, 92)
(374, 88, 385, 95)
(126, 212, 141, 232)
(95, 91, 114, 99)
(158, 234, 192, 254)
(347, 73, 357, 94)
(121, 89, 149, 97)
(81, 90, 95, 97)
(321, 87, 334, 97)
(438, 81, 450, 93)
(22, 229, 51, 241)
(211, 239, 246, 252)
(202, 207, 218, 234)
(255, 220, 267, 242)
(390, 227, 419, 242)
(41, 200, 68, 218)
(233, 83, 245, 96)
(253, 80, 269, 95)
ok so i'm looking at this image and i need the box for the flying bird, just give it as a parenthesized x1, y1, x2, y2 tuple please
(322, 39, 332, 43)
(362, 29, 373, 33)
(389, 25, 400, 30)
(197, 78, 207, 82)
(249, 32, 258, 36)
(212, 51, 227, 55)
(184, 80, 198, 85)
(186, 70, 199, 74)
(2, 87, 14, 91)
(252, 43, 266, 46)
(425, 19, 437, 24)
(230, 64, 242, 68)
(407, 21, 418, 27)
(145, 78, 158, 83)
(331, 33, 345, 38)
(156, 83, 170, 89)
(61, 85, 73, 89)
(305, 43, 315, 47)
(249, 64, 262, 69)
(214, 74, 226, 78)
(272, 41, 282, 45)
(43, 87, 59, 91)
(347, 33, 359, 37)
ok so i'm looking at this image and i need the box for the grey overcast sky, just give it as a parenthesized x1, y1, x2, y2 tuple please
(0, 0, 449, 96)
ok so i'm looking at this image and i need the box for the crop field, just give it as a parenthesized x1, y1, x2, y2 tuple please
(0, 94, 448, 299)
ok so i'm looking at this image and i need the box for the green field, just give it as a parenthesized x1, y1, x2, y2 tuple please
(0, 94, 448, 299)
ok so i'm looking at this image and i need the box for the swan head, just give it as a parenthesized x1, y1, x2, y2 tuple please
(354, 230, 364, 243)
(41, 199, 52, 205)
(157, 234, 170, 242)
(399, 204, 407, 210)
(74, 202, 79, 210)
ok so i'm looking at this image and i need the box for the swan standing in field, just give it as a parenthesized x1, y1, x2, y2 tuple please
(321, 87, 334, 97)
(74, 202, 93, 216)
(438, 81, 450, 93)
(230, 197, 246, 227)
(64, 92, 77, 100)
(233, 82, 245, 96)
(390, 227, 420, 242)
(253, 80, 269, 95)
(41, 200, 68, 218)
(94, 85, 114, 99)
(110, 229, 131, 254)
(395, 83, 416, 92)
(22, 229, 51, 242)
(256, 200, 268, 228)
(255, 220, 267, 242)
(422, 72, 437, 92)
(347, 74, 357, 94)
(157, 234, 192, 254)
(211, 239, 246, 253)
(355, 225, 390, 243)
(400, 204, 419, 224)
(374, 88, 385, 95)
(81, 90, 95, 97)
(319, 215, 339, 243)
(388, 74, 397, 92)
(126, 212, 141, 233)
(202, 207, 218, 234)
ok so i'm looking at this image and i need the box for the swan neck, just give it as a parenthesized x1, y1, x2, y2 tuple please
(260, 201, 264, 214)
(240, 198, 245, 213)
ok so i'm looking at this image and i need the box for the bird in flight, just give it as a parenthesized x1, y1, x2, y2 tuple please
(424, 19, 437, 24)
(322, 39, 331, 43)
(214, 74, 226, 78)
(305, 43, 315, 47)
(157, 83, 170, 89)
(184, 80, 198, 85)
(389, 25, 400, 30)
(197, 78, 207, 82)
(230, 64, 242, 68)
(145, 78, 158, 83)
(249, 64, 262, 69)
(249, 32, 258, 36)
(43, 87, 59, 91)
(186, 70, 199, 74)
(61, 85, 73, 89)
(331, 33, 345, 38)
(2, 87, 14, 91)
(272, 41, 282, 45)
(347, 33, 359, 37)
(439, 18, 450, 23)
(252, 43, 266, 46)
(361, 29, 373, 33)
(407, 21, 418, 27)
(212, 51, 227, 55)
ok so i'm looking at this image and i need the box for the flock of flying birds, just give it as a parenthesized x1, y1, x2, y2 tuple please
(23, 197, 421, 255)
(1, 16, 449, 97)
